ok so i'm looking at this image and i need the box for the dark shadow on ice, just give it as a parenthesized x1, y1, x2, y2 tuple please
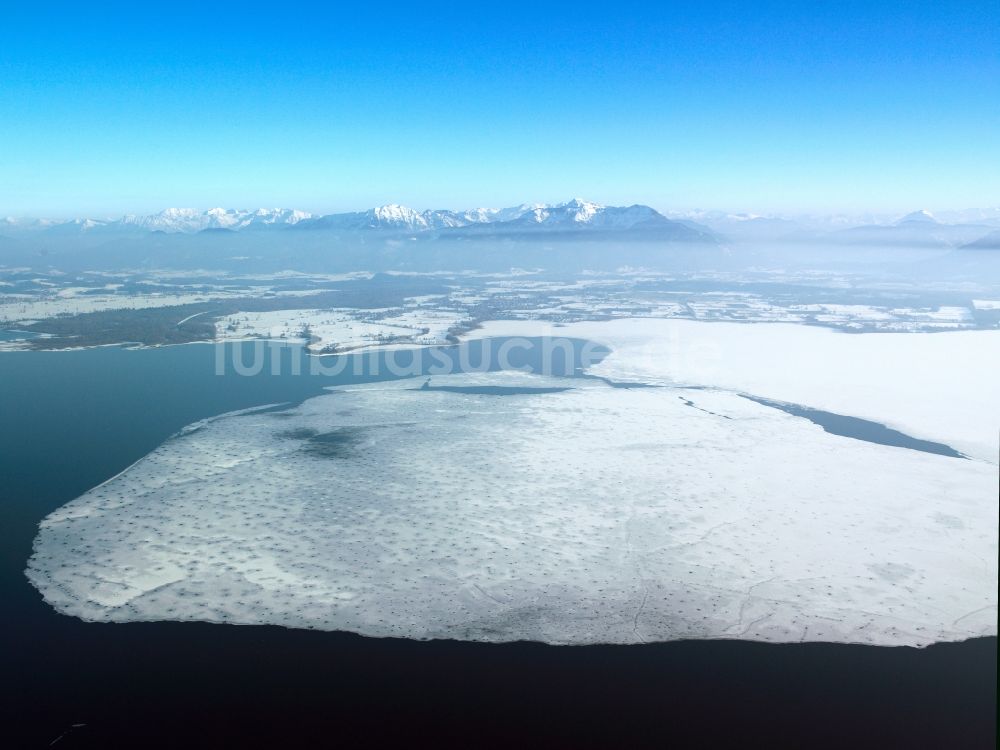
(301, 427, 377, 458)
(678, 395, 733, 419)
(414, 378, 572, 396)
(580, 374, 661, 389)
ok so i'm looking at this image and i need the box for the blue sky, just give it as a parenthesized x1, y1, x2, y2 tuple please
(1, 1, 997, 217)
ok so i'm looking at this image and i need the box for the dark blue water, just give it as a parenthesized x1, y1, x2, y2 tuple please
(743, 395, 966, 458)
(0, 328, 36, 341)
(0, 340, 994, 748)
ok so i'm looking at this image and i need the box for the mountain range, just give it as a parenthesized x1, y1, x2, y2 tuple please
(820, 210, 996, 248)
(4, 201, 999, 248)
(0, 199, 712, 242)
(674, 208, 1000, 247)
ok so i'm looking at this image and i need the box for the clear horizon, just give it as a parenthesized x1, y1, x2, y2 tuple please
(1, 1, 998, 216)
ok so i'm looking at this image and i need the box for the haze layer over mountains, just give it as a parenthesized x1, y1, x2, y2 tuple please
(5, 199, 1000, 248)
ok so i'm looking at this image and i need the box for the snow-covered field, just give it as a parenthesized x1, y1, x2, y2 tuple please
(0, 284, 329, 327)
(214, 305, 466, 352)
(0, 290, 240, 326)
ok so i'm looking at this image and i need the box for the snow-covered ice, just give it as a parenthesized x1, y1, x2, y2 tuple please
(463, 319, 1000, 462)
(26, 366, 997, 646)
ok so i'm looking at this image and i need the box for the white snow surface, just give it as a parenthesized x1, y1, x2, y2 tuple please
(463, 319, 1000, 463)
(215, 306, 464, 352)
(26, 365, 998, 646)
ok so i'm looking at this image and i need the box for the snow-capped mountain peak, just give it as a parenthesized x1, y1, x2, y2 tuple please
(369, 204, 428, 229)
(244, 208, 314, 227)
(160, 207, 201, 218)
(562, 197, 603, 221)
(114, 207, 316, 232)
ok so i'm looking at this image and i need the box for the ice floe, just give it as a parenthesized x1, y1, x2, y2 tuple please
(26, 370, 997, 646)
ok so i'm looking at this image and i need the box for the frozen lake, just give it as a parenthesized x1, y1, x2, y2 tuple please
(1, 332, 997, 745)
(22, 324, 999, 647)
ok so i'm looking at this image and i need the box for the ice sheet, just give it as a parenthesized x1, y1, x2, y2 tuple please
(463, 319, 1000, 462)
(26, 372, 997, 646)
